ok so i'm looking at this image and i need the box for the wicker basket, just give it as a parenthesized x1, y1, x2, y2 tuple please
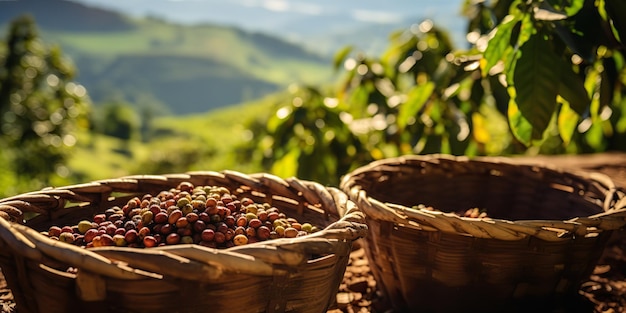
(0, 171, 367, 313)
(340, 154, 626, 312)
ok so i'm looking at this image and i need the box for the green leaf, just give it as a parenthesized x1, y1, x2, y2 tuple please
(271, 148, 300, 178)
(482, 14, 520, 76)
(503, 14, 534, 86)
(515, 13, 535, 50)
(512, 33, 560, 138)
(563, 0, 586, 16)
(599, 69, 613, 108)
(333, 45, 353, 71)
(605, 0, 626, 44)
(557, 100, 580, 145)
(507, 96, 534, 145)
(584, 119, 606, 151)
(558, 61, 590, 115)
(397, 82, 435, 130)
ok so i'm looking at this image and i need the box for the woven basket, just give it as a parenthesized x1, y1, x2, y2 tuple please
(0, 171, 367, 313)
(340, 154, 626, 312)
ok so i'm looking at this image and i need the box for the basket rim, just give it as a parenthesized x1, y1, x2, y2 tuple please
(0, 170, 368, 281)
(340, 154, 626, 241)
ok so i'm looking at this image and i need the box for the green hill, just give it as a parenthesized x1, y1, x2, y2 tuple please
(0, 0, 134, 32)
(0, 0, 334, 114)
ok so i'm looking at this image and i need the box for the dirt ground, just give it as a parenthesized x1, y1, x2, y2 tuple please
(1, 153, 625, 313)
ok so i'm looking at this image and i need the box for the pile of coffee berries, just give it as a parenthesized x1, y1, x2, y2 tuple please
(43, 182, 319, 249)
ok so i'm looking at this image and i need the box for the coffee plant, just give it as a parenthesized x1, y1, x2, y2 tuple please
(240, 0, 626, 186)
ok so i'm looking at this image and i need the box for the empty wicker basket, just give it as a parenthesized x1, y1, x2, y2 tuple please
(340, 154, 626, 312)
(0, 171, 367, 313)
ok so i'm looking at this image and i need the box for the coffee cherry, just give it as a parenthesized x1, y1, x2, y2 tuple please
(274, 225, 285, 237)
(186, 212, 199, 223)
(105, 224, 118, 236)
(257, 226, 271, 240)
(154, 212, 168, 224)
(160, 223, 173, 235)
(175, 217, 189, 229)
(214, 231, 225, 244)
(301, 223, 313, 233)
(224, 215, 236, 227)
(168, 209, 183, 225)
(93, 214, 106, 224)
(124, 229, 138, 243)
(236, 216, 248, 227)
(284, 227, 298, 238)
(84, 229, 99, 243)
(181, 236, 194, 244)
(201, 229, 215, 242)
(143, 236, 157, 248)
(233, 234, 248, 246)
(59, 232, 75, 244)
(291, 222, 302, 231)
(48, 226, 62, 237)
(113, 234, 127, 247)
(99, 234, 115, 246)
(77, 220, 93, 234)
(166, 233, 181, 245)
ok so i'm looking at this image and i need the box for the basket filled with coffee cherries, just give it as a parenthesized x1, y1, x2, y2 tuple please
(0, 171, 367, 313)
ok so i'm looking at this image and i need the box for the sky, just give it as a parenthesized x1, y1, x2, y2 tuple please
(70, 0, 463, 31)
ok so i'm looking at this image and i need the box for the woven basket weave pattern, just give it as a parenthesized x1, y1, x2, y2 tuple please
(340, 155, 626, 312)
(0, 171, 367, 313)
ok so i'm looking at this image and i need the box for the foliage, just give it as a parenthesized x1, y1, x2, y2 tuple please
(94, 101, 141, 141)
(468, 0, 626, 150)
(333, 20, 513, 158)
(241, 0, 626, 186)
(0, 15, 90, 195)
(237, 85, 366, 186)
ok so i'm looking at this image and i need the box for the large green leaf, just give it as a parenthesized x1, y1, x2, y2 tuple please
(558, 60, 590, 115)
(397, 82, 435, 130)
(512, 33, 560, 138)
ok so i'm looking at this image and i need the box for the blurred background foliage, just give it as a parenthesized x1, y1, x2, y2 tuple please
(1, 0, 625, 196)
(239, 0, 626, 185)
(0, 16, 90, 195)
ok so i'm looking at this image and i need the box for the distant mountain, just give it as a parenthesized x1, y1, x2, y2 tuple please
(68, 0, 467, 55)
(0, 0, 333, 115)
(0, 0, 134, 31)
